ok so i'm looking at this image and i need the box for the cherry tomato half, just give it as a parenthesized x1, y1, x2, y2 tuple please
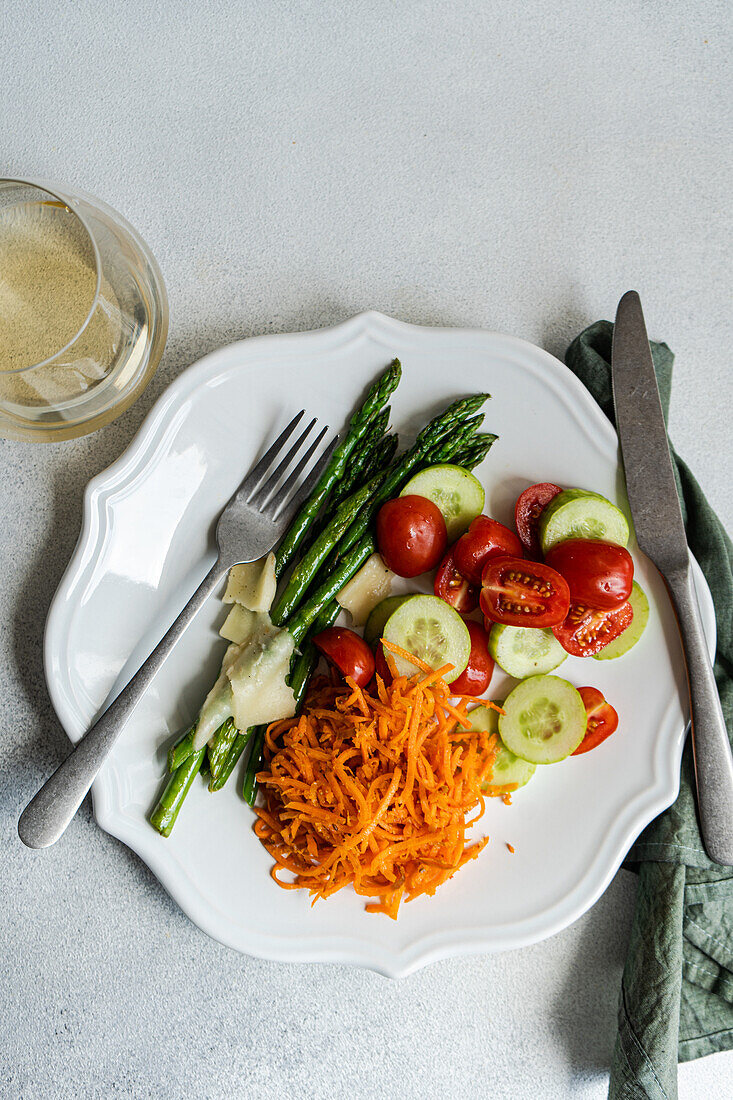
(434, 548, 480, 614)
(454, 515, 523, 585)
(313, 627, 375, 688)
(545, 539, 633, 609)
(572, 686, 619, 755)
(552, 600, 633, 657)
(376, 495, 447, 578)
(449, 621, 494, 696)
(514, 483, 562, 558)
(480, 556, 570, 628)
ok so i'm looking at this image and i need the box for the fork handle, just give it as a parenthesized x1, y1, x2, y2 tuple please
(667, 565, 733, 866)
(18, 559, 226, 849)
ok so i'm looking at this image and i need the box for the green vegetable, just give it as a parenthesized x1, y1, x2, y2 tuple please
(593, 581, 649, 660)
(400, 463, 485, 540)
(363, 595, 411, 649)
(150, 747, 206, 836)
(155, 719, 232, 818)
(287, 534, 376, 646)
(430, 419, 488, 465)
(271, 472, 384, 625)
(167, 726, 195, 772)
(274, 360, 401, 575)
(327, 407, 391, 509)
(488, 742, 537, 792)
(450, 433, 498, 470)
(467, 704, 537, 792)
(498, 676, 587, 765)
(205, 718, 238, 783)
(242, 728, 266, 805)
(382, 594, 471, 684)
(208, 729, 253, 792)
(333, 394, 490, 563)
(539, 488, 630, 554)
(488, 624, 567, 678)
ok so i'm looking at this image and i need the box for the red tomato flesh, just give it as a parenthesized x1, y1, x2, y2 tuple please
(449, 621, 494, 696)
(552, 600, 633, 657)
(573, 686, 619, 754)
(313, 627, 375, 688)
(480, 556, 570, 628)
(454, 515, 523, 585)
(514, 483, 562, 557)
(376, 495, 447, 578)
(545, 539, 633, 609)
(434, 548, 479, 614)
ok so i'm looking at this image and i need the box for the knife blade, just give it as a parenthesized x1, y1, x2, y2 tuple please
(611, 292, 688, 575)
(612, 290, 733, 865)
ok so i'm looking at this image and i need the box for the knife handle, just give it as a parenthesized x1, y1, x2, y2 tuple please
(666, 566, 733, 866)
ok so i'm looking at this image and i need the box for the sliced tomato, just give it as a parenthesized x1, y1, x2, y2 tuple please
(545, 539, 633, 609)
(552, 601, 633, 657)
(480, 556, 570, 628)
(514, 483, 562, 558)
(376, 495, 447, 577)
(434, 548, 479, 614)
(454, 515, 523, 585)
(313, 627, 375, 687)
(449, 621, 494, 696)
(572, 686, 619, 754)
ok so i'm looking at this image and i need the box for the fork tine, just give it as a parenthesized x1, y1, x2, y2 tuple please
(271, 431, 340, 525)
(264, 424, 330, 518)
(232, 410, 305, 502)
(248, 417, 318, 508)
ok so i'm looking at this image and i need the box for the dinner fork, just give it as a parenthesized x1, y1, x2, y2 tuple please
(18, 411, 338, 849)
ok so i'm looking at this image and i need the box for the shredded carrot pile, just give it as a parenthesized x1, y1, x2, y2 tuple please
(254, 640, 502, 918)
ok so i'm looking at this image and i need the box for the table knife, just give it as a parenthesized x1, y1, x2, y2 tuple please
(612, 290, 733, 865)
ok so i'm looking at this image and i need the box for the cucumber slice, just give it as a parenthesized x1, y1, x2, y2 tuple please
(382, 594, 471, 683)
(498, 675, 586, 764)
(488, 624, 567, 678)
(400, 464, 484, 540)
(363, 595, 411, 649)
(593, 581, 649, 660)
(539, 488, 629, 554)
(468, 704, 536, 792)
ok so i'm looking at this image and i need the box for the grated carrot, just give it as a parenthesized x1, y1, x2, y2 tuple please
(506, 843, 515, 854)
(484, 781, 518, 799)
(254, 665, 500, 918)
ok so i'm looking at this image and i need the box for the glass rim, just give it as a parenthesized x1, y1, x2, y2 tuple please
(0, 176, 103, 375)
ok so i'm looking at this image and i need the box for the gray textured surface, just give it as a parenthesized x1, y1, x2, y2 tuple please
(1, 2, 731, 1097)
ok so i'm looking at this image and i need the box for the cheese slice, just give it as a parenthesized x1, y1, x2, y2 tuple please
(336, 552, 395, 625)
(223, 552, 277, 612)
(219, 604, 258, 646)
(227, 623, 296, 731)
(193, 642, 240, 749)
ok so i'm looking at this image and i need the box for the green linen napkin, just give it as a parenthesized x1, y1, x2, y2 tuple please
(565, 322, 733, 1100)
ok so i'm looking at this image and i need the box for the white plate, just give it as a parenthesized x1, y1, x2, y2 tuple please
(45, 312, 716, 977)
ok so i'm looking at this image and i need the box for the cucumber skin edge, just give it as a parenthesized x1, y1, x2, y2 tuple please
(538, 488, 630, 555)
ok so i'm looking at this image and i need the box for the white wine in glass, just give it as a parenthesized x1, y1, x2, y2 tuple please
(0, 179, 168, 441)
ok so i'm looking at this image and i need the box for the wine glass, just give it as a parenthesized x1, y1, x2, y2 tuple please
(0, 178, 168, 441)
